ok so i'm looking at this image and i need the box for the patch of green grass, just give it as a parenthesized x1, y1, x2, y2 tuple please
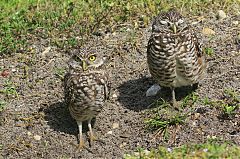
(0, 100, 6, 112)
(202, 89, 239, 118)
(145, 92, 200, 140)
(146, 113, 186, 141)
(222, 89, 240, 116)
(0, 0, 239, 55)
(224, 89, 240, 102)
(124, 142, 240, 159)
(145, 98, 187, 141)
(222, 104, 237, 116)
(181, 92, 199, 108)
(204, 47, 214, 56)
(0, 79, 18, 98)
(54, 67, 66, 80)
(202, 96, 214, 105)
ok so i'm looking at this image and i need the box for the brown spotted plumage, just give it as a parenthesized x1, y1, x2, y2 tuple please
(147, 9, 207, 106)
(64, 47, 109, 149)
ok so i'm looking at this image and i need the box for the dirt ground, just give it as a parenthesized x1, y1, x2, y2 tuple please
(0, 12, 240, 158)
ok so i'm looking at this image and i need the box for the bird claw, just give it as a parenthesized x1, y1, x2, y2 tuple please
(89, 133, 97, 146)
(146, 84, 161, 97)
(77, 142, 85, 150)
(73, 139, 85, 152)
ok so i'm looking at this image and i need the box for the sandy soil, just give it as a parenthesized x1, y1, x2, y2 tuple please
(0, 12, 240, 158)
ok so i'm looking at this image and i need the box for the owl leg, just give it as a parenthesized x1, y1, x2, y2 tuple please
(88, 119, 97, 146)
(77, 121, 85, 149)
(171, 87, 177, 107)
(88, 119, 97, 145)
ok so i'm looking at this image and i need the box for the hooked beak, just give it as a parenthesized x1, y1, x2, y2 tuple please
(82, 60, 88, 71)
(172, 24, 177, 34)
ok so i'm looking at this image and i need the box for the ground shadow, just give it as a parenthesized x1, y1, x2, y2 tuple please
(42, 101, 78, 135)
(42, 102, 96, 148)
(117, 76, 196, 111)
(42, 101, 95, 136)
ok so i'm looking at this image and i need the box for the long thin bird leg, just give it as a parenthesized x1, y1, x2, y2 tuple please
(77, 121, 84, 150)
(88, 119, 97, 146)
(171, 87, 177, 107)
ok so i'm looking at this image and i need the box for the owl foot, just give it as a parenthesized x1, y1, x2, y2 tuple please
(75, 121, 86, 151)
(89, 133, 97, 146)
(172, 101, 180, 110)
(146, 84, 161, 97)
(88, 119, 97, 146)
(76, 141, 85, 150)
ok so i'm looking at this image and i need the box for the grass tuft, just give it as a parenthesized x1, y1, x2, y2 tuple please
(202, 89, 239, 118)
(1, 0, 239, 55)
(145, 98, 189, 141)
(0, 79, 18, 99)
(0, 100, 6, 112)
(124, 142, 240, 159)
(204, 47, 214, 56)
(54, 67, 66, 80)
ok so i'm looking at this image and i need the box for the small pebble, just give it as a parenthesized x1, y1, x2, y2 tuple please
(217, 10, 227, 20)
(41, 47, 51, 57)
(120, 142, 127, 148)
(15, 121, 24, 127)
(202, 28, 215, 36)
(196, 128, 202, 133)
(167, 148, 172, 152)
(143, 150, 150, 155)
(207, 135, 217, 139)
(112, 93, 117, 98)
(203, 148, 208, 152)
(107, 131, 113, 135)
(112, 122, 119, 129)
(34, 135, 42, 141)
(11, 68, 17, 72)
(1, 70, 10, 78)
(146, 84, 161, 97)
(27, 131, 32, 136)
(194, 113, 201, 119)
(191, 21, 198, 25)
(192, 121, 197, 126)
(232, 21, 239, 25)
(134, 152, 140, 156)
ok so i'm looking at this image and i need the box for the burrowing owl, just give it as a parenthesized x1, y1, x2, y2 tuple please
(64, 47, 109, 149)
(147, 9, 206, 106)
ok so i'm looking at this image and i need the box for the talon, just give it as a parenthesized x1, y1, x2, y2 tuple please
(76, 142, 85, 150)
(88, 119, 97, 146)
(74, 121, 86, 151)
(89, 134, 97, 146)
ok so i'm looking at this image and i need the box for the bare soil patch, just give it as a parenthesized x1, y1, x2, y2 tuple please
(0, 13, 240, 158)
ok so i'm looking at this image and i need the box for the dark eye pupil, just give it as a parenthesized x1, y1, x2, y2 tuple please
(90, 56, 95, 60)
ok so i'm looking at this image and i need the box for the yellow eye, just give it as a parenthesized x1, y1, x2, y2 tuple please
(89, 55, 96, 61)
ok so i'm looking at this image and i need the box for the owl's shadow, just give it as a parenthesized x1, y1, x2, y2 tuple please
(43, 101, 94, 136)
(117, 76, 196, 111)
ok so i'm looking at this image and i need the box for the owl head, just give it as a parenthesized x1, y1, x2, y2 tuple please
(152, 9, 188, 34)
(68, 48, 106, 71)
